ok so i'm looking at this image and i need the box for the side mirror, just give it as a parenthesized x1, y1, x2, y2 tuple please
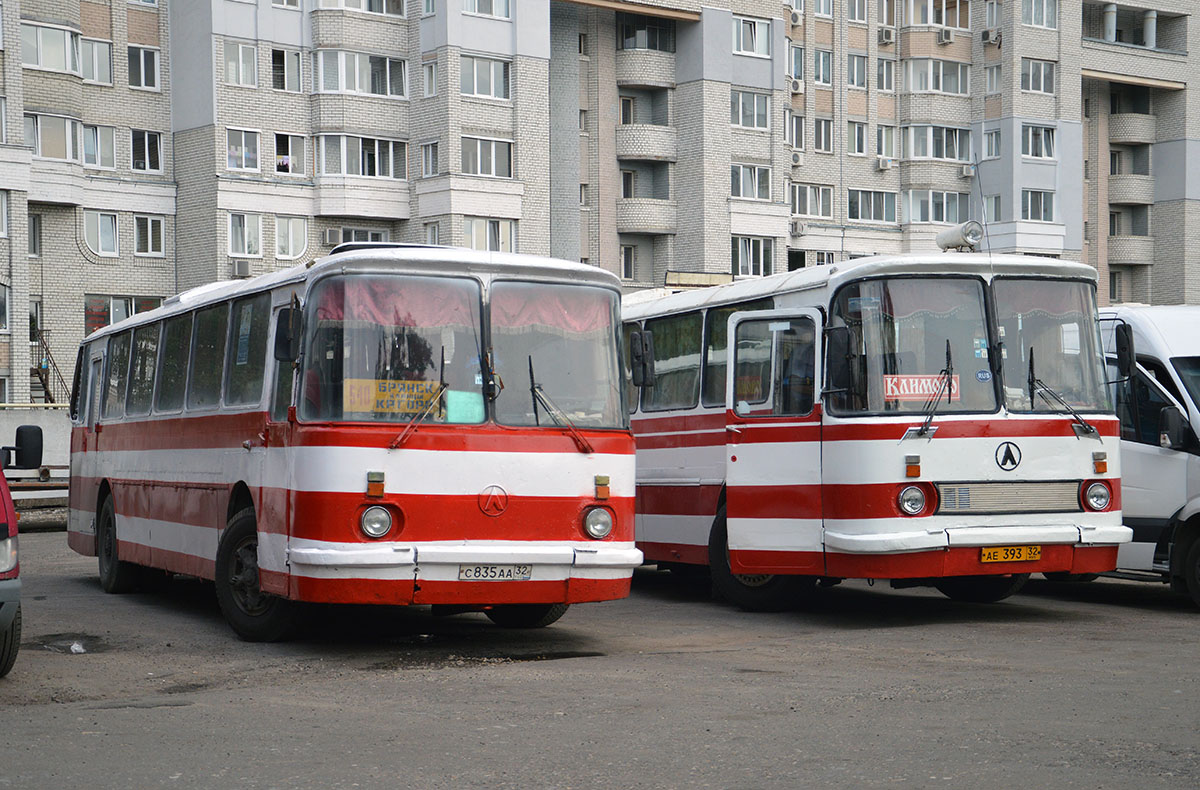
(629, 330, 655, 388)
(3, 425, 43, 470)
(825, 326, 850, 394)
(1115, 323, 1135, 379)
(273, 308, 302, 362)
(1159, 406, 1189, 451)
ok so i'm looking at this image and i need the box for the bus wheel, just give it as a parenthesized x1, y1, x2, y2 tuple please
(485, 603, 569, 628)
(1041, 572, 1099, 583)
(97, 496, 139, 594)
(709, 507, 809, 612)
(0, 605, 20, 678)
(935, 574, 1030, 603)
(1185, 540, 1200, 609)
(215, 508, 297, 642)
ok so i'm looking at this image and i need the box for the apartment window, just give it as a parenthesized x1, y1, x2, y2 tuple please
(229, 213, 262, 257)
(1021, 59, 1055, 94)
(847, 54, 868, 88)
(82, 39, 112, 84)
(131, 130, 162, 172)
(879, 0, 896, 25)
(620, 246, 636, 280)
(790, 114, 806, 149)
(908, 0, 971, 29)
(276, 216, 307, 259)
(1023, 0, 1057, 29)
(579, 110, 587, 130)
(902, 125, 971, 162)
(849, 190, 897, 222)
(128, 46, 159, 89)
(318, 135, 407, 178)
(904, 190, 971, 223)
(227, 129, 260, 171)
(24, 115, 82, 161)
(732, 236, 771, 277)
(225, 42, 257, 87)
(791, 183, 833, 218)
(1021, 125, 1055, 158)
(986, 0, 1000, 28)
(1110, 271, 1123, 303)
(1110, 151, 1122, 175)
(460, 56, 510, 99)
(618, 13, 676, 52)
(0, 99, 5, 144)
(813, 0, 833, 16)
(28, 214, 42, 257)
(317, 51, 407, 97)
(1022, 189, 1054, 222)
(342, 228, 388, 243)
(731, 90, 769, 130)
(621, 170, 636, 198)
(421, 142, 439, 176)
(275, 0, 301, 7)
(579, 184, 589, 206)
(983, 194, 1001, 223)
(985, 64, 1001, 94)
(461, 137, 513, 178)
(134, 215, 164, 257)
(579, 33, 588, 54)
(814, 118, 833, 153)
(877, 125, 897, 159)
(84, 211, 119, 256)
(877, 59, 895, 92)
(1109, 212, 1121, 236)
(815, 251, 835, 266)
(21, 24, 81, 74)
(732, 16, 770, 57)
(425, 223, 439, 245)
(0, 193, 6, 238)
(847, 122, 867, 155)
(848, 0, 869, 22)
(730, 164, 771, 200)
(271, 49, 301, 92)
(984, 128, 1001, 158)
(620, 97, 635, 124)
(423, 62, 437, 96)
(463, 217, 515, 252)
(790, 45, 805, 79)
(323, 0, 405, 14)
(814, 50, 832, 85)
(83, 125, 116, 169)
(904, 59, 969, 94)
(275, 134, 306, 174)
(464, 0, 511, 19)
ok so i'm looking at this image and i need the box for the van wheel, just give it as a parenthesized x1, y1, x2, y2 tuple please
(215, 508, 297, 642)
(935, 574, 1030, 603)
(97, 496, 139, 594)
(485, 603, 569, 628)
(1185, 540, 1200, 609)
(709, 507, 810, 612)
(0, 605, 20, 678)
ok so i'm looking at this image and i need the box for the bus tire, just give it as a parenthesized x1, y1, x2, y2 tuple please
(97, 496, 139, 594)
(215, 508, 297, 642)
(935, 573, 1030, 603)
(0, 605, 20, 678)
(1184, 540, 1200, 609)
(708, 507, 809, 612)
(1041, 572, 1099, 583)
(485, 603, 569, 629)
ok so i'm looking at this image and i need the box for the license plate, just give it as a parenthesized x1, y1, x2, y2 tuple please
(457, 564, 532, 581)
(980, 545, 1042, 563)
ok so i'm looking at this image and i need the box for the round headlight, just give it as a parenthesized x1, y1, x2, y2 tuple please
(583, 507, 613, 539)
(361, 506, 393, 539)
(898, 486, 927, 516)
(1085, 482, 1111, 511)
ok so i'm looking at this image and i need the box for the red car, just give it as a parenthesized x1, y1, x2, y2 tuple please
(1, 426, 44, 679)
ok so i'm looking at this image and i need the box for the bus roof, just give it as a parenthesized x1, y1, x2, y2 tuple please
(86, 246, 621, 342)
(622, 253, 1098, 321)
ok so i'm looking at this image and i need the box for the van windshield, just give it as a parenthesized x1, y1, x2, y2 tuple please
(1171, 357, 1200, 412)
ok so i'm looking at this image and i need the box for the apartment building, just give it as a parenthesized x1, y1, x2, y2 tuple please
(0, 0, 1197, 402)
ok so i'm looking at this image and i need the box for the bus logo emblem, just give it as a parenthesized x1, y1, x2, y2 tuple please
(479, 485, 509, 516)
(995, 442, 1021, 471)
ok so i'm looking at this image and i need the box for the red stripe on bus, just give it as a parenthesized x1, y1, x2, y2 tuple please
(117, 539, 216, 580)
(638, 541, 709, 565)
(821, 417, 1119, 442)
(635, 431, 725, 450)
(631, 412, 726, 435)
(636, 484, 722, 516)
(727, 484, 823, 519)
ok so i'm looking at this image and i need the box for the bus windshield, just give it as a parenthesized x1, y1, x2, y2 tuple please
(300, 274, 486, 423)
(993, 279, 1111, 413)
(491, 282, 625, 429)
(827, 277, 997, 414)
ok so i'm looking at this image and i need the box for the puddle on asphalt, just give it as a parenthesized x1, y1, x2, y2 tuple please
(32, 633, 113, 655)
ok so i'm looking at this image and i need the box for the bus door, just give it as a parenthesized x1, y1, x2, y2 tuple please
(83, 345, 105, 452)
(258, 302, 299, 597)
(724, 309, 824, 575)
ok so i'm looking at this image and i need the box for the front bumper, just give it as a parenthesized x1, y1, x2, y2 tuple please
(823, 523, 1132, 554)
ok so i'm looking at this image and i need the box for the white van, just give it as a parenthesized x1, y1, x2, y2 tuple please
(1099, 305, 1200, 606)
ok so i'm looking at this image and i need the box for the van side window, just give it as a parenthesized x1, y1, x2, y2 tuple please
(125, 323, 161, 417)
(102, 332, 132, 420)
(156, 314, 193, 412)
(1114, 367, 1174, 446)
(225, 293, 271, 407)
(1138, 357, 1184, 405)
(701, 298, 773, 407)
(642, 312, 702, 411)
(188, 304, 229, 410)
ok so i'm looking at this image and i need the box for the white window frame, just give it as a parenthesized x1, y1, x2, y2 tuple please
(791, 183, 833, 218)
(0, 192, 7, 238)
(732, 16, 771, 58)
(463, 217, 515, 252)
(425, 222, 440, 244)
(813, 0, 833, 18)
(1021, 125, 1056, 159)
(318, 135, 407, 179)
(1021, 59, 1056, 94)
(790, 45, 805, 79)
(984, 128, 1001, 159)
(1021, 189, 1055, 222)
(732, 236, 771, 278)
(274, 0, 301, 8)
(421, 141, 439, 177)
(225, 41, 257, 87)
(902, 125, 972, 162)
(461, 136, 513, 178)
(847, 54, 868, 89)
(848, 0, 869, 23)
(24, 114, 83, 162)
(128, 46, 160, 91)
(877, 125, 897, 159)
(1022, 0, 1058, 30)
(985, 64, 1001, 94)
(423, 61, 437, 97)
(731, 90, 770, 130)
(316, 50, 408, 98)
(21, 24, 82, 75)
(904, 189, 972, 224)
(274, 133, 306, 175)
(84, 210, 119, 257)
(275, 216, 308, 260)
(271, 48, 302, 92)
(463, 0, 511, 20)
(904, 59, 969, 95)
(877, 59, 895, 92)
(460, 55, 511, 100)
(905, 0, 970, 30)
(228, 212, 263, 258)
(620, 245, 636, 280)
(730, 164, 771, 201)
(814, 118, 833, 153)
(28, 213, 42, 257)
(83, 124, 116, 170)
(341, 228, 389, 243)
(134, 214, 165, 257)
(848, 189, 898, 223)
(847, 121, 867, 155)
(131, 129, 163, 173)
(226, 128, 260, 171)
(81, 38, 113, 84)
(621, 169, 636, 198)
(985, 193, 1002, 223)
(814, 50, 833, 86)
(790, 113, 806, 150)
(986, 1, 1000, 28)
(879, 0, 897, 26)
(815, 251, 835, 266)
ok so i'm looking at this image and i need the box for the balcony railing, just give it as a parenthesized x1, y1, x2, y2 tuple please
(1108, 174, 1155, 205)
(1107, 235, 1154, 265)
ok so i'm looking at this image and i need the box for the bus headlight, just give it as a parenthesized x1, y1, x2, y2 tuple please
(1084, 482, 1111, 511)
(898, 486, 927, 516)
(583, 507, 613, 539)
(360, 506, 393, 539)
(0, 537, 16, 574)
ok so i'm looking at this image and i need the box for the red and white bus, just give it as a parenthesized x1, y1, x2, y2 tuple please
(623, 252, 1131, 608)
(68, 244, 639, 640)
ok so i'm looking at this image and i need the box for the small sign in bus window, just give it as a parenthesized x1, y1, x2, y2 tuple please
(344, 379, 438, 415)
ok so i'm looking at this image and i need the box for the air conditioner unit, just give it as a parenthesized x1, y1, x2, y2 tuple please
(878, 27, 895, 45)
(981, 28, 1000, 45)
(876, 157, 894, 171)
(791, 151, 803, 166)
(790, 220, 807, 236)
(960, 164, 977, 178)
(936, 28, 954, 45)
(790, 78, 805, 95)
(322, 228, 342, 245)
(790, 10, 802, 26)
(232, 259, 252, 278)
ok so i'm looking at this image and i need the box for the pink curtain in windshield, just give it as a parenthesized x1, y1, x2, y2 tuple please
(315, 277, 478, 328)
(490, 286, 613, 334)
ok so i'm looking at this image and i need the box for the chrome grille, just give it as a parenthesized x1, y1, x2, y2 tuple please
(935, 482, 1081, 514)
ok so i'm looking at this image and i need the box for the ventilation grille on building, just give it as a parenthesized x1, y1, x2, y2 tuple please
(936, 482, 1081, 514)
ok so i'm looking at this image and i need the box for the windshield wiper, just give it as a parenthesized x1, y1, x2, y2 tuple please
(916, 340, 954, 438)
(528, 356, 594, 454)
(390, 347, 448, 449)
(1027, 347, 1097, 438)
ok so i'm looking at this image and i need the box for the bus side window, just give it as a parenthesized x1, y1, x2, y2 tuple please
(225, 293, 271, 407)
(156, 314, 193, 412)
(125, 322, 161, 417)
(643, 312, 702, 411)
(188, 303, 230, 410)
(102, 331, 132, 421)
(701, 298, 773, 407)
(70, 346, 86, 422)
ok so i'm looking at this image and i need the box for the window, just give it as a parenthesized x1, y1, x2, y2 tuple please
(907, 0, 971, 29)
(275, 134, 305, 174)
(730, 164, 771, 200)
(1109, 271, 1123, 303)
(902, 125, 972, 162)
(815, 251, 835, 266)
(317, 51, 407, 97)
(618, 13, 676, 52)
(847, 54, 868, 88)
(732, 16, 770, 56)
(125, 323, 159, 417)
(621, 170, 636, 198)
(128, 46, 159, 89)
(579, 110, 587, 130)
(24, 115, 82, 161)
(792, 183, 833, 217)
(814, 50, 832, 85)
(82, 39, 112, 84)
(904, 59, 969, 94)
(276, 216, 307, 259)
(620, 96, 635, 124)
(187, 304, 229, 411)
(425, 223, 439, 244)
(700, 298, 775, 406)
(877, 125, 897, 158)
(620, 245, 636, 280)
(134, 215, 164, 256)
(643, 312, 701, 411)
(986, 64, 1001, 94)
(877, 59, 895, 91)
(461, 136, 513, 178)
(1110, 151, 1122, 175)
(904, 190, 972, 223)
(225, 42, 257, 86)
(103, 331, 132, 420)
(229, 212, 262, 257)
(155, 314, 192, 412)
(131, 130, 162, 172)
(986, 0, 1000, 27)
(225, 293, 271, 407)
(985, 194, 1002, 222)
(579, 184, 588, 206)
(423, 62, 437, 96)
(463, 217, 515, 252)
(84, 295, 162, 337)
(1022, 0, 1057, 29)
(464, 0, 511, 19)
(425, 0, 436, 12)
(848, 0, 868, 22)
(579, 33, 588, 54)
(1022, 189, 1054, 222)
(275, 0, 301, 7)
(848, 122, 867, 155)
(421, 142, 439, 176)
(84, 211, 118, 256)
(342, 228, 389, 243)
(226, 129, 259, 171)
(984, 128, 1001, 158)
(730, 90, 769, 130)
(1021, 125, 1055, 158)
(790, 45, 805, 79)
(814, 118, 833, 152)
(460, 55, 510, 99)
(732, 236, 772, 277)
(790, 114, 805, 149)
(271, 49, 301, 92)
(813, 0, 832, 16)
(848, 190, 897, 222)
(83, 125, 116, 169)
(318, 135, 407, 178)
(28, 214, 42, 257)
(0, 193, 6, 238)
(880, 0, 897, 25)
(21, 24, 81, 74)
(1021, 59, 1055, 94)
(0, 99, 5, 145)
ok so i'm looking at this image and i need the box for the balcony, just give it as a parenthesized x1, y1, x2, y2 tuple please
(615, 124, 677, 162)
(314, 176, 410, 219)
(1108, 174, 1155, 205)
(1109, 113, 1155, 144)
(616, 198, 676, 235)
(1107, 235, 1154, 265)
(615, 50, 676, 88)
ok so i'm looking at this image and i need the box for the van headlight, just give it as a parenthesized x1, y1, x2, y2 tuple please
(583, 508, 613, 539)
(0, 537, 16, 574)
